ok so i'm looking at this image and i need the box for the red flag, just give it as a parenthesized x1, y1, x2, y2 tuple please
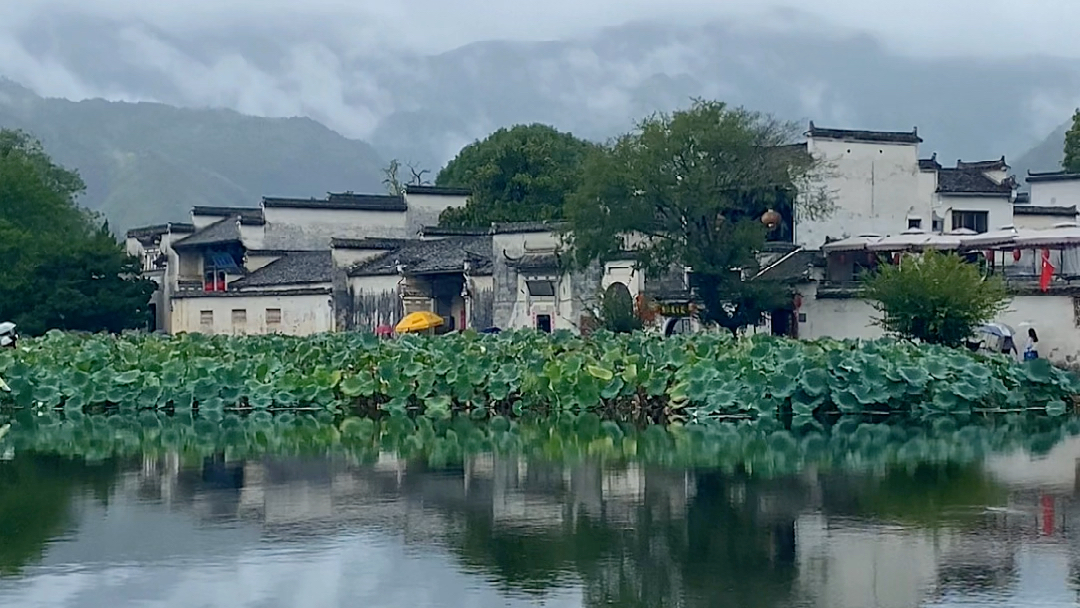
(1040, 248, 1054, 292)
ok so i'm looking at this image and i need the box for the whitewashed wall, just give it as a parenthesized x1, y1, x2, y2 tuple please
(602, 261, 645, 298)
(403, 192, 468, 234)
(171, 293, 334, 336)
(1030, 179, 1080, 208)
(262, 207, 408, 249)
(941, 195, 1013, 233)
(795, 284, 884, 341)
(799, 138, 922, 248)
(245, 253, 285, 272)
(1013, 213, 1079, 230)
(492, 230, 590, 332)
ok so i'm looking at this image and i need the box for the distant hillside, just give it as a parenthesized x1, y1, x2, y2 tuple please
(0, 79, 386, 232)
(1013, 122, 1069, 184)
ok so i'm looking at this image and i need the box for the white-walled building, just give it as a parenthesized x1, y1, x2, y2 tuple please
(126, 186, 472, 336)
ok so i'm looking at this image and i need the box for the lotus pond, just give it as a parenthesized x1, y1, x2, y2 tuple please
(2, 330, 1079, 420)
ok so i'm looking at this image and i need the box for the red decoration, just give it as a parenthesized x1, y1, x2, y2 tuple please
(892, 252, 902, 265)
(1040, 248, 1054, 292)
(1013, 248, 1022, 262)
(793, 294, 803, 309)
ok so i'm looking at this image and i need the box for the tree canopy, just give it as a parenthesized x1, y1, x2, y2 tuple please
(565, 100, 831, 334)
(862, 250, 1009, 347)
(0, 129, 156, 335)
(436, 124, 597, 227)
(1063, 108, 1080, 173)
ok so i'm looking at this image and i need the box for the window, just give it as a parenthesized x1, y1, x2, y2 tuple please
(932, 218, 944, 233)
(526, 280, 556, 297)
(266, 308, 282, 331)
(200, 310, 213, 331)
(907, 218, 922, 230)
(952, 211, 989, 234)
(231, 309, 247, 335)
(536, 314, 552, 333)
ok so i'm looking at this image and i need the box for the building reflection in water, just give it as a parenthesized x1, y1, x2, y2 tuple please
(5, 441, 1080, 607)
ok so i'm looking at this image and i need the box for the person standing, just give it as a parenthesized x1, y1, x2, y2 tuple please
(1024, 328, 1040, 361)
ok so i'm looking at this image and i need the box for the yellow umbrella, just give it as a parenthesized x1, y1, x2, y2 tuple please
(395, 311, 445, 334)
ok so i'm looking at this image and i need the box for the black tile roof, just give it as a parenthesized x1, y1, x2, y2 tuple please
(405, 185, 472, 196)
(753, 250, 824, 283)
(1013, 205, 1078, 217)
(936, 168, 1013, 196)
(347, 235, 493, 277)
(231, 251, 333, 288)
(172, 217, 243, 249)
(262, 193, 407, 211)
(126, 222, 195, 238)
(807, 121, 922, 144)
(192, 206, 265, 225)
(1026, 171, 1080, 184)
(919, 154, 942, 171)
(491, 221, 567, 234)
(419, 225, 490, 237)
(173, 287, 332, 299)
(1015, 192, 1031, 204)
(330, 237, 411, 250)
(956, 156, 1008, 171)
(510, 252, 561, 271)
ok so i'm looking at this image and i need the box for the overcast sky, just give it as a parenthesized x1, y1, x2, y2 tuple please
(3, 0, 1080, 59)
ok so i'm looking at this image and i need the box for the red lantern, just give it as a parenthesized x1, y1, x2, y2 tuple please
(761, 209, 781, 228)
(1013, 249, 1022, 262)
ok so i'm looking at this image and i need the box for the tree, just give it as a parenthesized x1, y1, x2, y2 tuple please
(565, 100, 832, 334)
(382, 159, 404, 195)
(0, 129, 156, 335)
(862, 250, 1009, 347)
(599, 283, 643, 333)
(436, 124, 598, 227)
(1064, 108, 1080, 173)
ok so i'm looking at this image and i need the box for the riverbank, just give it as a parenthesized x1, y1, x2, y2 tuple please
(1, 330, 1078, 421)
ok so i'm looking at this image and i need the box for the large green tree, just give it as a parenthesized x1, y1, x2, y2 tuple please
(436, 124, 598, 227)
(565, 100, 832, 334)
(1064, 108, 1080, 173)
(0, 129, 155, 335)
(863, 250, 1009, 347)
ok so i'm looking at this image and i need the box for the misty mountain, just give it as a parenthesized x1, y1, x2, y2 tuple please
(4, 13, 1080, 226)
(0, 79, 385, 232)
(8, 13, 1080, 174)
(1013, 121, 1069, 182)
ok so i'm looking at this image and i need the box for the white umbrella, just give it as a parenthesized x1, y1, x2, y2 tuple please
(978, 322, 1014, 338)
(1014, 222, 1080, 248)
(822, 234, 882, 252)
(961, 225, 1023, 249)
(867, 228, 962, 252)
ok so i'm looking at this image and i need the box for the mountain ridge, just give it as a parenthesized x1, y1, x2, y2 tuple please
(0, 78, 386, 232)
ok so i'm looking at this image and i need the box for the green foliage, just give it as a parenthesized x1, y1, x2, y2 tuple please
(0, 330, 1076, 420)
(565, 99, 832, 333)
(0, 129, 155, 335)
(2, 408, 1077, 480)
(1064, 108, 1080, 173)
(862, 250, 1010, 347)
(599, 283, 642, 333)
(436, 124, 597, 227)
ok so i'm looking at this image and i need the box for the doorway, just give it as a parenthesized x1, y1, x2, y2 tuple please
(770, 309, 798, 338)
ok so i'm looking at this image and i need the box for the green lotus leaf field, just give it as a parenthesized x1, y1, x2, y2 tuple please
(0, 329, 1077, 420)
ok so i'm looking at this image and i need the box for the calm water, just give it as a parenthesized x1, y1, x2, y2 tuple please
(3, 423, 1080, 607)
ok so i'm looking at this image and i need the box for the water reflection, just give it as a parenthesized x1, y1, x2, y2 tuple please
(1, 419, 1080, 607)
